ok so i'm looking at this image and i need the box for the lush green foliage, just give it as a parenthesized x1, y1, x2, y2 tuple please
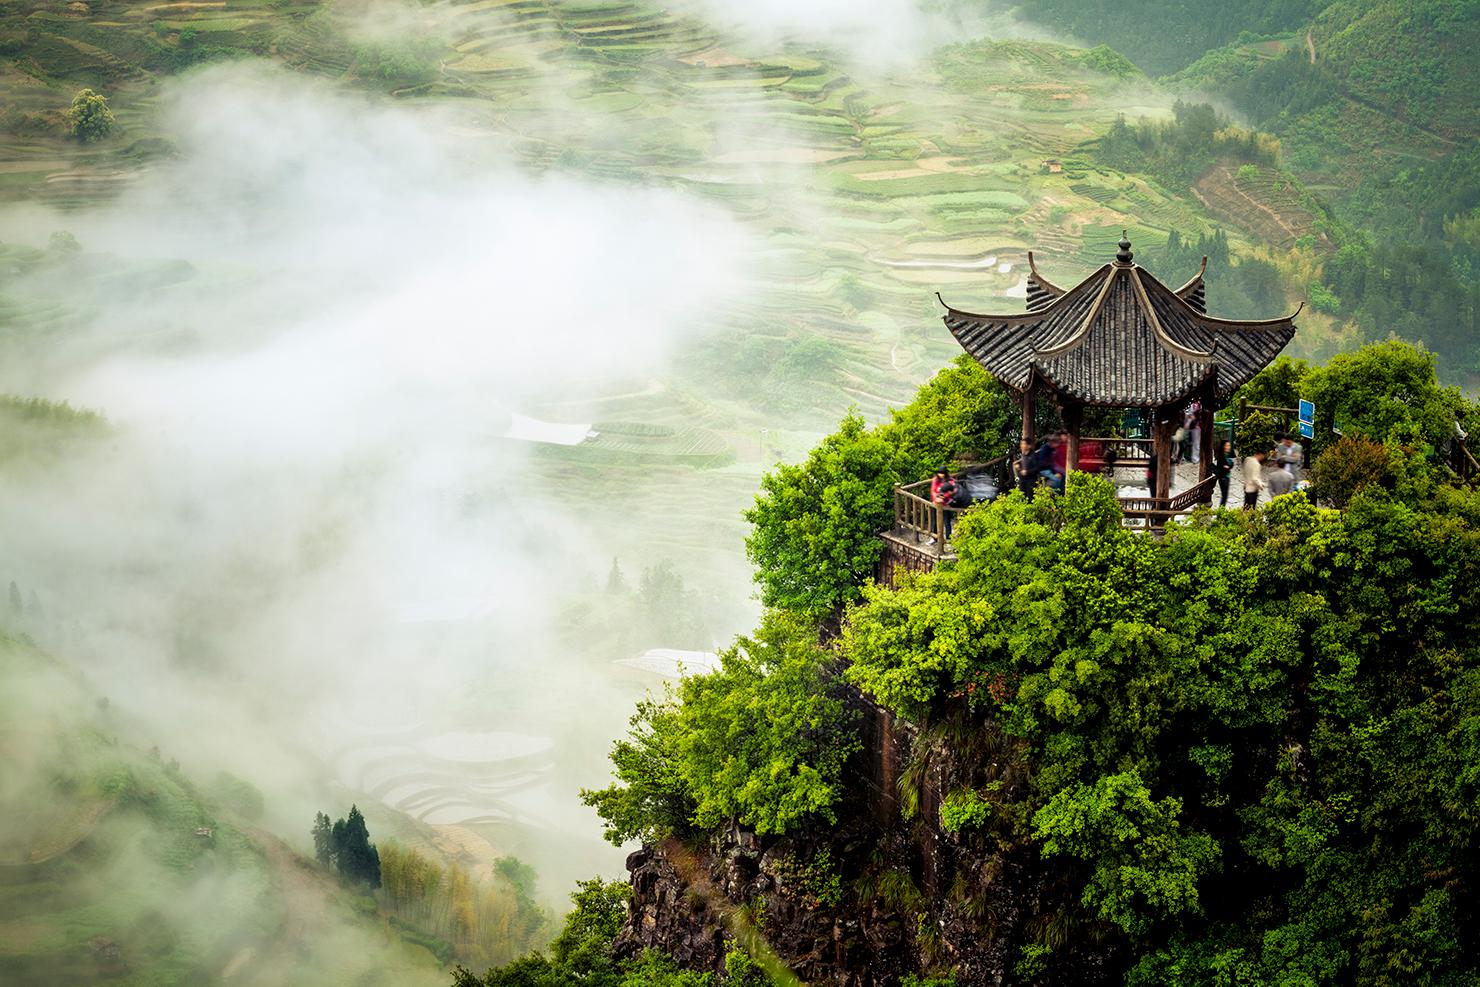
(1304, 340, 1468, 450)
(938, 788, 994, 833)
(743, 413, 901, 619)
(1016, 0, 1323, 74)
(745, 358, 1013, 618)
(843, 463, 1480, 982)
(1032, 772, 1219, 935)
(1231, 355, 1311, 412)
(582, 613, 859, 843)
(1097, 102, 1281, 192)
(1309, 434, 1395, 507)
(66, 88, 114, 142)
(451, 878, 771, 987)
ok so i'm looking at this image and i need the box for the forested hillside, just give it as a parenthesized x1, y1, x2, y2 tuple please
(1043, 0, 1480, 379)
(3, 0, 1477, 984)
(1015, 0, 1325, 75)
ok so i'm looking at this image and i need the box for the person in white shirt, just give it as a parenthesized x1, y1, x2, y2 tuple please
(1276, 434, 1302, 483)
(1243, 449, 1267, 509)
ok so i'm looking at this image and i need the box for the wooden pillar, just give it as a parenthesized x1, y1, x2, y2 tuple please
(1020, 377, 1036, 442)
(1153, 409, 1174, 500)
(1062, 402, 1082, 473)
(1198, 402, 1215, 484)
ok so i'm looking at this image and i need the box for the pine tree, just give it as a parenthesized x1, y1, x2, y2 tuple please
(605, 557, 626, 594)
(333, 805, 381, 888)
(311, 811, 334, 868)
(8, 581, 21, 615)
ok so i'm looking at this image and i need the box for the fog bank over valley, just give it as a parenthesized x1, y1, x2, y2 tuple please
(0, 61, 758, 897)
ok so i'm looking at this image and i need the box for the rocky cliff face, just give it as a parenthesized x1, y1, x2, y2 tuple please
(614, 692, 1119, 985)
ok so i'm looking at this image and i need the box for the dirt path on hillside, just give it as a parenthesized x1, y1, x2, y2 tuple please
(1192, 166, 1305, 245)
(1305, 30, 1316, 65)
(227, 828, 344, 982)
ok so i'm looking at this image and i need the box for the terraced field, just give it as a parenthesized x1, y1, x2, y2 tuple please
(0, 0, 1319, 640)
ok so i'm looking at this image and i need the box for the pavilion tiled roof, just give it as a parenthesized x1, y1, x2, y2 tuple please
(939, 239, 1297, 407)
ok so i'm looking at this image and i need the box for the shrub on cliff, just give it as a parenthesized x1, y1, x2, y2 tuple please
(582, 612, 859, 844)
(454, 878, 718, 986)
(745, 357, 1013, 620)
(843, 470, 1480, 983)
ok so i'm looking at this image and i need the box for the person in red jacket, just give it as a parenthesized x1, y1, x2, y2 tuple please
(930, 468, 959, 541)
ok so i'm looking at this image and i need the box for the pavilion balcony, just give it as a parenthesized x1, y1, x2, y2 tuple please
(879, 446, 1220, 584)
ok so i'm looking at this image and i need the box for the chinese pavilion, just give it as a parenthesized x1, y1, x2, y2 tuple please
(879, 236, 1298, 583)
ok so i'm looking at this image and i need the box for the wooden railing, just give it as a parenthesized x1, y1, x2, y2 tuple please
(1079, 436, 1153, 469)
(892, 458, 1008, 548)
(1118, 474, 1219, 526)
(892, 458, 1222, 550)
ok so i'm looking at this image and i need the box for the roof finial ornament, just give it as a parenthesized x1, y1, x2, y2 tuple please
(1115, 231, 1134, 266)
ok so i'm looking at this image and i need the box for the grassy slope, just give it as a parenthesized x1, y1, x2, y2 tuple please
(0, 633, 447, 987)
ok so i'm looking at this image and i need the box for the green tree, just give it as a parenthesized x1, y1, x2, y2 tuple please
(605, 557, 626, 594)
(843, 469, 1480, 982)
(1032, 772, 1219, 935)
(582, 613, 859, 843)
(744, 412, 900, 619)
(312, 811, 334, 867)
(66, 89, 114, 143)
(1304, 339, 1468, 452)
(452, 879, 650, 987)
(743, 357, 1014, 620)
(327, 805, 380, 887)
(1231, 354, 1309, 411)
(880, 354, 1015, 476)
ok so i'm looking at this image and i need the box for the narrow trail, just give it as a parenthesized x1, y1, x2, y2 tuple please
(1305, 29, 1316, 65)
(1194, 166, 1304, 245)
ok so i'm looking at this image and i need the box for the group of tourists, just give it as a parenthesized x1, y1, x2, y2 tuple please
(925, 426, 1310, 542)
(1227, 432, 1307, 508)
(1173, 399, 1203, 466)
(1014, 432, 1069, 496)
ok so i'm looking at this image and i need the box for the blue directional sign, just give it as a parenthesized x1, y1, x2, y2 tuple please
(1299, 420, 1314, 439)
(1299, 399, 1315, 424)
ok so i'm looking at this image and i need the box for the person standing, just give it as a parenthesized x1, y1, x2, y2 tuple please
(1267, 460, 1294, 498)
(1243, 449, 1267, 509)
(1211, 438, 1235, 507)
(1048, 431, 1068, 493)
(1015, 437, 1037, 497)
(1276, 434, 1302, 483)
(1185, 400, 1202, 465)
(930, 468, 958, 541)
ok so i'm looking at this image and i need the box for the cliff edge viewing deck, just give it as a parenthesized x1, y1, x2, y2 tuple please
(880, 236, 1298, 583)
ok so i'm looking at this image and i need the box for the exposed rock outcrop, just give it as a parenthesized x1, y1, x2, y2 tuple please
(615, 690, 1120, 985)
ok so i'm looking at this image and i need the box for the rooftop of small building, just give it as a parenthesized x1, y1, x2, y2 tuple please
(937, 236, 1300, 408)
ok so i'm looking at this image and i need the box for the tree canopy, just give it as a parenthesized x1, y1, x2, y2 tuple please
(66, 88, 113, 143)
(581, 612, 859, 844)
(312, 805, 381, 888)
(744, 356, 1014, 619)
